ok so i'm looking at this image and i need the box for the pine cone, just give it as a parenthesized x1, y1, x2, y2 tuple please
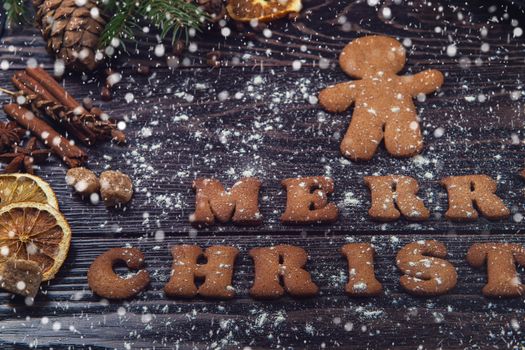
(33, 0, 106, 71)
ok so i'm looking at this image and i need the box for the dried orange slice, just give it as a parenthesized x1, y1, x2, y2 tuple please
(0, 202, 71, 281)
(0, 173, 58, 210)
(226, 0, 302, 22)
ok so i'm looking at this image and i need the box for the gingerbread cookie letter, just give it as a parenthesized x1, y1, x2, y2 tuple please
(319, 35, 444, 161)
(164, 245, 239, 299)
(467, 243, 525, 298)
(281, 176, 338, 224)
(441, 175, 510, 221)
(340, 243, 382, 296)
(87, 248, 150, 299)
(191, 177, 262, 225)
(364, 175, 429, 221)
(396, 240, 457, 296)
(249, 245, 319, 299)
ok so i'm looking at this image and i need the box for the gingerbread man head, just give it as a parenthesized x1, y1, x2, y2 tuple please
(319, 35, 443, 161)
(339, 36, 406, 79)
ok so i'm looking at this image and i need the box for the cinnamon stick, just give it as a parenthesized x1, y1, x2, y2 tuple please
(12, 71, 97, 143)
(25, 67, 80, 111)
(28, 67, 124, 143)
(91, 107, 125, 143)
(3, 104, 87, 168)
(11, 67, 125, 145)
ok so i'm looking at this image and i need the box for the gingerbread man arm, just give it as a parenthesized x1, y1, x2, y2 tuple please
(319, 82, 357, 113)
(402, 69, 444, 97)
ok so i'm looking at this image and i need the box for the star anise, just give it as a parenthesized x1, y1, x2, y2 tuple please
(0, 137, 50, 175)
(0, 121, 25, 151)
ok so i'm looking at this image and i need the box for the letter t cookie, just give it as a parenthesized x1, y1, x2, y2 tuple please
(319, 35, 444, 161)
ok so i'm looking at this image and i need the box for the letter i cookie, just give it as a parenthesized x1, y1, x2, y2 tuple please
(319, 35, 444, 161)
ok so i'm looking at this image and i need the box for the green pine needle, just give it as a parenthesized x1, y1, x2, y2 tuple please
(99, 0, 138, 49)
(3, 0, 29, 27)
(99, 0, 208, 49)
(138, 0, 206, 43)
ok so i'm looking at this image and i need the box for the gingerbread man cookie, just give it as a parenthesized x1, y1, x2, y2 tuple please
(319, 35, 444, 161)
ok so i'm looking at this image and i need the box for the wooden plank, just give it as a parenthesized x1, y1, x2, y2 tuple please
(0, 235, 525, 349)
(0, 0, 524, 348)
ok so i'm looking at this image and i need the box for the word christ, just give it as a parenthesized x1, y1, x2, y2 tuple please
(88, 241, 525, 300)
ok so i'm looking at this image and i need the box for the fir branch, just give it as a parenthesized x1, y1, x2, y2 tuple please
(3, 0, 29, 27)
(99, 0, 138, 48)
(138, 0, 206, 44)
(99, 0, 207, 49)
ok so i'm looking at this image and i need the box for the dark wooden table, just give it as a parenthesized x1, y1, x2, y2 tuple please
(1, 0, 525, 348)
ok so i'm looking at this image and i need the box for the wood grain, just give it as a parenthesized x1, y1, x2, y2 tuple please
(1, 0, 525, 348)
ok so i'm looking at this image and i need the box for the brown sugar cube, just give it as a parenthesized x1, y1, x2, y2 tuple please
(99, 170, 133, 207)
(66, 167, 100, 196)
(0, 259, 43, 298)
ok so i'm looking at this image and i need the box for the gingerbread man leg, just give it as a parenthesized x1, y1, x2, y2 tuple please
(341, 110, 383, 161)
(383, 116, 423, 158)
